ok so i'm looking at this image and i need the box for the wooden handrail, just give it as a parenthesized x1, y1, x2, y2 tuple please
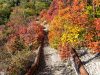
(71, 48, 89, 75)
(25, 38, 44, 75)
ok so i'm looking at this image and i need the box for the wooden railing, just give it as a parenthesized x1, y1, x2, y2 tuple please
(25, 38, 44, 75)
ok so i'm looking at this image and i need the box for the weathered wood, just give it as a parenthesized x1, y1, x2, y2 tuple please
(70, 48, 89, 75)
(25, 38, 44, 75)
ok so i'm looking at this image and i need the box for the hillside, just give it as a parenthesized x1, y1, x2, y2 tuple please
(0, 0, 100, 75)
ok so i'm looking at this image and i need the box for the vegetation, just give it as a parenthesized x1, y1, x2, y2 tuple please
(0, 0, 100, 75)
(40, 0, 100, 59)
(40, 0, 100, 75)
(0, 0, 51, 74)
(0, 0, 52, 25)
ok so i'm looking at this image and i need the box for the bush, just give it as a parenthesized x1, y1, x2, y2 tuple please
(0, 3, 11, 25)
(86, 5, 100, 19)
(24, 8, 35, 17)
(35, 1, 49, 15)
(23, 2, 35, 9)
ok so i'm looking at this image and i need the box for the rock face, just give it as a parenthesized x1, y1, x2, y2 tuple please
(36, 46, 100, 75)
(79, 49, 100, 75)
(37, 46, 76, 75)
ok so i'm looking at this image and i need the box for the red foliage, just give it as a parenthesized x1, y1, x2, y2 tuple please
(94, 18, 100, 30)
(0, 25, 4, 31)
(40, 9, 47, 18)
(88, 42, 100, 53)
(42, 0, 99, 57)
(40, 0, 59, 22)
(5, 19, 44, 51)
(30, 22, 44, 40)
(58, 43, 71, 60)
(6, 21, 14, 27)
(85, 33, 94, 41)
(17, 26, 27, 34)
(98, 32, 100, 37)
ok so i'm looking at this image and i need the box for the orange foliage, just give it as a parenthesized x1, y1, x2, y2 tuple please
(58, 43, 71, 60)
(46, 0, 100, 59)
(88, 42, 100, 53)
(85, 33, 94, 41)
(94, 18, 100, 30)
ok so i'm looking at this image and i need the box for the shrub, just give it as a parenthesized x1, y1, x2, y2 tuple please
(0, 3, 11, 25)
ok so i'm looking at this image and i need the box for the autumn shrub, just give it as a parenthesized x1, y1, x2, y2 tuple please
(8, 6, 35, 26)
(1, 21, 44, 74)
(48, 15, 86, 59)
(86, 18, 100, 53)
(0, 47, 36, 75)
(0, 0, 49, 74)
(40, 0, 59, 22)
(0, 5, 44, 74)
(3, 5, 44, 54)
(5, 21, 44, 53)
(47, 0, 100, 59)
